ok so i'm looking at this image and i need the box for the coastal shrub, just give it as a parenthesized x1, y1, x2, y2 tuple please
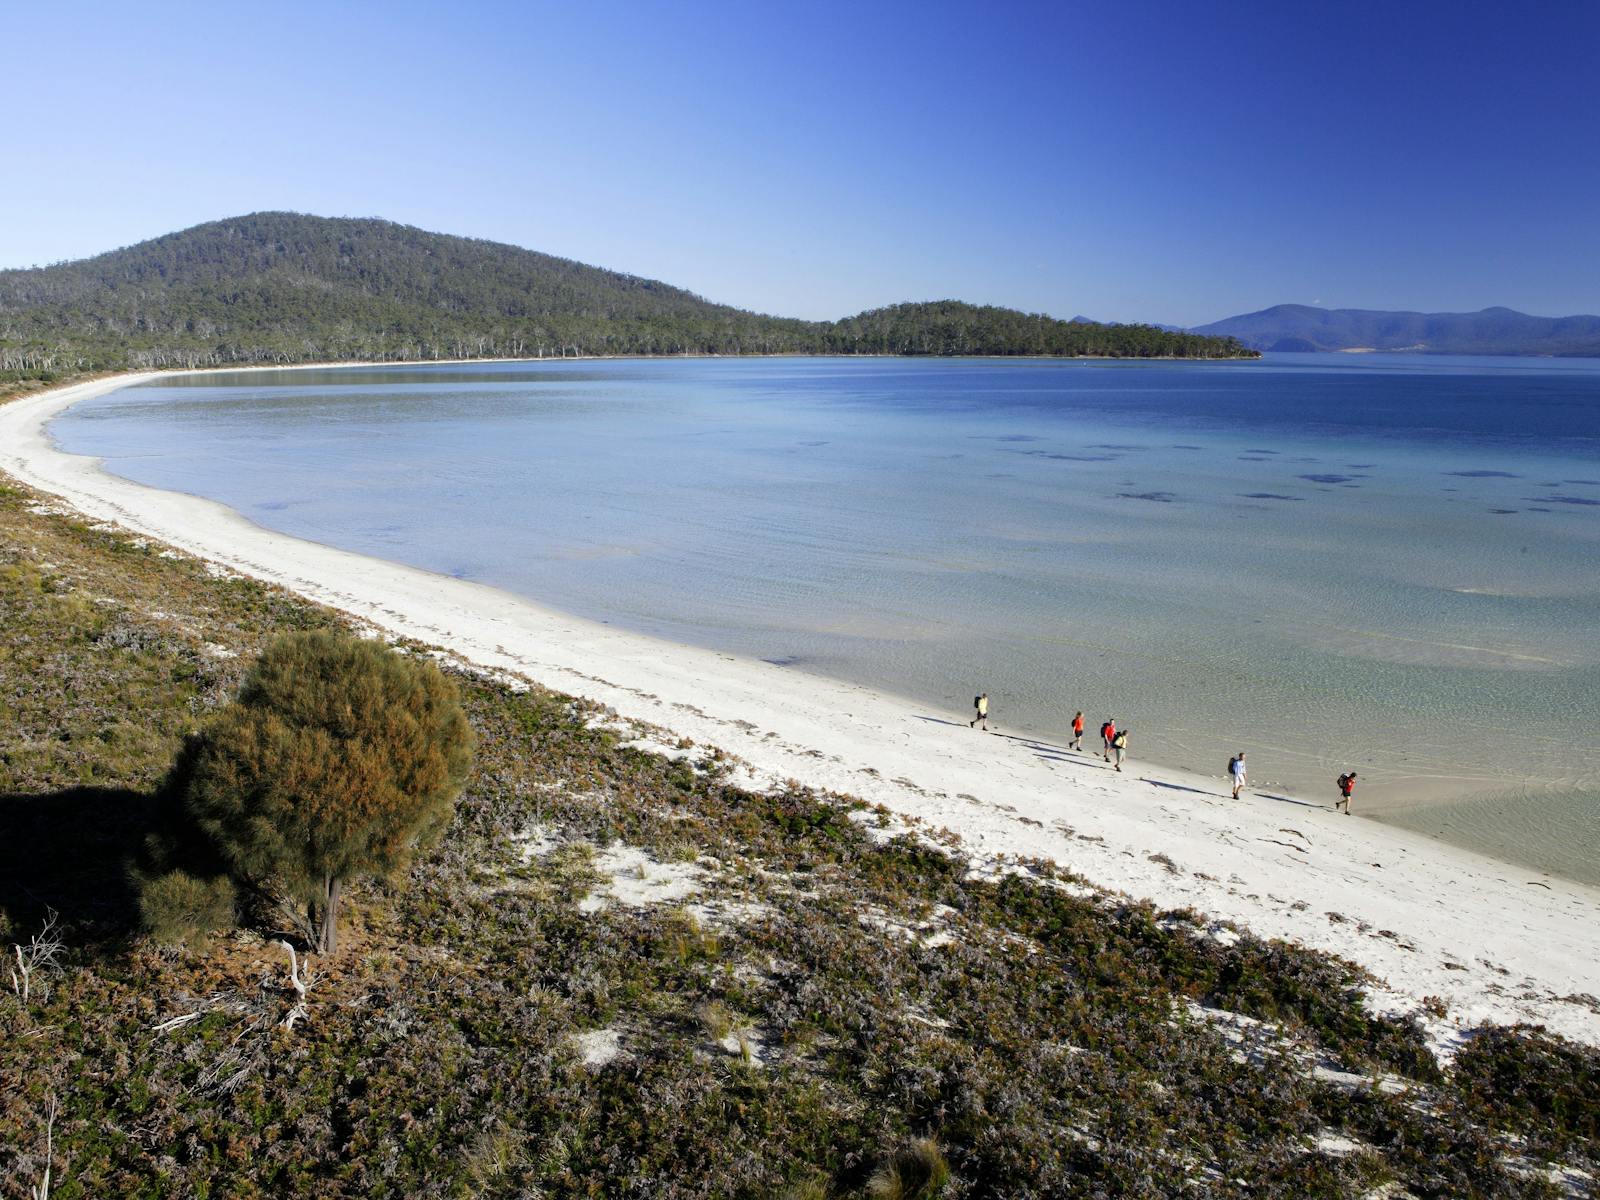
(135, 869, 235, 946)
(754, 786, 862, 846)
(181, 631, 474, 953)
(1334, 1081, 1549, 1199)
(1452, 1024, 1600, 1153)
(1205, 940, 1439, 1081)
(979, 875, 1439, 1080)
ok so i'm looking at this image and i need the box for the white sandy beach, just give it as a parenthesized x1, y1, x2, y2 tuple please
(3, 369, 1598, 1050)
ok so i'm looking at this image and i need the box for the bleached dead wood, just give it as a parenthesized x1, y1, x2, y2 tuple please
(150, 1010, 208, 1034)
(9, 911, 64, 1005)
(277, 940, 312, 1031)
(30, 1093, 56, 1200)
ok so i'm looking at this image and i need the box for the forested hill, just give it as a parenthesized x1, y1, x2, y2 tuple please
(0, 213, 1252, 375)
(832, 301, 1238, 358)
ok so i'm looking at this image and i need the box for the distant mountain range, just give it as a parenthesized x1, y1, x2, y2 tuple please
(0, 214, 1251, 378)
(1193, 304, 1600, 356)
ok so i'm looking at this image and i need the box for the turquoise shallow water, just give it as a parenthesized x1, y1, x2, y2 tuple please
(50, 355, 1600, 883)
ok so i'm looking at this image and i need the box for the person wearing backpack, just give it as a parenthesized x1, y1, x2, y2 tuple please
(1336, 771, 1356, 814)
(1111, 727, 1129, 771)
(971, 692, 990, 731)
(1070, 711, 1085, 751)
(1100, 719, 1116, 761)
(1228, 752, 1247, 799)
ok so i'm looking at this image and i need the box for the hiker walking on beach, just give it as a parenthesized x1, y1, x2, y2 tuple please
(1070, 711, 1085, 751)
(1111, 727, 1129, 772)
(971, 692, 990, 731)
(1228, 752, 1247, 799)
(1336, 771, 1356, 814)
(1100, 718, 1116, 761)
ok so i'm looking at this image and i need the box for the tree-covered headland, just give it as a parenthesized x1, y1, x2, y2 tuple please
(0, 213, 1254, 383)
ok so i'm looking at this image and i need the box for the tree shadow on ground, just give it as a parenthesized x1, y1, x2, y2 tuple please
(0, 785, 155, 934)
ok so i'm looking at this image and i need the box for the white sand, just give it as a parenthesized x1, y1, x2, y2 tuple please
(573, 1028, 625, 1067)
(4, 370, 1598, 1047)
(578, 844, 707, 914)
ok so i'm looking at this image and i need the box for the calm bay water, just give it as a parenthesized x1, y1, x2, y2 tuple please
(51, 355, 1600, 883)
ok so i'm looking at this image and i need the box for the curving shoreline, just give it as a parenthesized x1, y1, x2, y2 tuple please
(3, 367, 1599, 1048)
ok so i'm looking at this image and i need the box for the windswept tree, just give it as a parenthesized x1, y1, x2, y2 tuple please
(183, 631, 474, 954)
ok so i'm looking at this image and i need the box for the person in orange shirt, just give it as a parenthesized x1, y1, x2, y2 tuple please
(1070, 711, 1085, 751)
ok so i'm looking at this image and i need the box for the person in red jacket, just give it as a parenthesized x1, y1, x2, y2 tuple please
(1100, 719, 1116, 761)
(1070, 711, 1085, 751)
(1336, 771, 1357, 814)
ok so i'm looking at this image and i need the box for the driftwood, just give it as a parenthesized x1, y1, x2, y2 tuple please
(277, 940, 312, 1031)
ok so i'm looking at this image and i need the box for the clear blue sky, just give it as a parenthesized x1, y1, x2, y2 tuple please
(2, 0, 1595, 326)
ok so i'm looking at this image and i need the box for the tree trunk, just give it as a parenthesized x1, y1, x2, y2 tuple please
(315, 875, 342, 955)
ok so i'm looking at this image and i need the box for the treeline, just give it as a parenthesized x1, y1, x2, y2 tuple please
(0, 212, 1253, 378)
(824, 301, 1248, 358)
